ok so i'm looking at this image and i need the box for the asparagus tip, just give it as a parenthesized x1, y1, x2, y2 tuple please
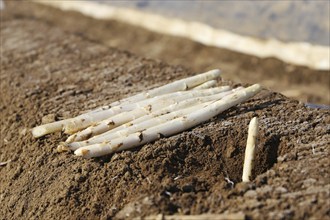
(210, 68, 221, 75)
(65, 134, 77, 143)
(252, 83, 262, 91)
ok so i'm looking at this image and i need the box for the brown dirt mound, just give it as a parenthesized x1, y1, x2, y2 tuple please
(1, 2, 329, 220)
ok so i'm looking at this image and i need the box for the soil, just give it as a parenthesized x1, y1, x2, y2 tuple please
(0, 2, 330, 220)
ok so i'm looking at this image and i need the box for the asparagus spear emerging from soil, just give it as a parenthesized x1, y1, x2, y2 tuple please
(74, 84, 261, 158)
(32, 69, 220, 138)
(242, 117, 259, 182)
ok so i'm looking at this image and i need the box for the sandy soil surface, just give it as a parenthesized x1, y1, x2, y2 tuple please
(1, 2, 330, 220)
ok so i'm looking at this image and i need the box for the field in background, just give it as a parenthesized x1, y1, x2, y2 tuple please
(14, 1, 330, 104)
(100, 0, 330, 46)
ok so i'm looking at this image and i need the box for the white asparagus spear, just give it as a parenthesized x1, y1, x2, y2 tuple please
(242, 117, 258, 182)
(32, 69, 220, 138)
(192, 80, 217, 90)
(63, 86, 230, 134)
(74, 84, 261, 158)
(66, 88, 243, 149)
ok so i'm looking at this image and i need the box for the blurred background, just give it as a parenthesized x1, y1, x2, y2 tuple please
(3, 0, 330, 105)
(101, 0, 330, 46)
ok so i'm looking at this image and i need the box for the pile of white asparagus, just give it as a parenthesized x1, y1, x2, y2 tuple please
(32, 69, 261, 158)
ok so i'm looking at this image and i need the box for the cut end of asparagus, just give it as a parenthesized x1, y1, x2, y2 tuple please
(32, 127, 48, 138)
(74, 148, 90, 157)
(57, 142, 70, 153)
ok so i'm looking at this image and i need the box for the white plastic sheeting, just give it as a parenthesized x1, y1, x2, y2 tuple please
(34, 0, 330, 70)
